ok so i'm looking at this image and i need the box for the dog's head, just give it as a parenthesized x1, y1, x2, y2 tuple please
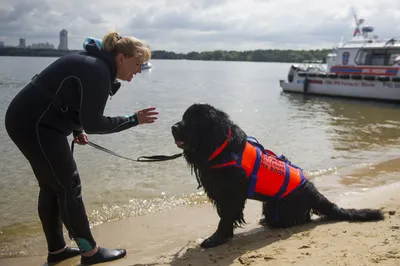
(171, 103, 233, 163)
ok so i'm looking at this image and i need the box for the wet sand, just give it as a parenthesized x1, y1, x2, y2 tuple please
(1, 181, 399, 266)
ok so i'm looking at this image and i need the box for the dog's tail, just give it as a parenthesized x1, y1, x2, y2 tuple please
(305, 182, 384, 222)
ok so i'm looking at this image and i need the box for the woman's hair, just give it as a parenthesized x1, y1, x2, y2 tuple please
(102, 30, 151, 62)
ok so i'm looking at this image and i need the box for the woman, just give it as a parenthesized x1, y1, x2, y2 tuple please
(5, 31, 158, 265)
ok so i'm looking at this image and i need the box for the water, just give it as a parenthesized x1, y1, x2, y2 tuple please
(0, 57, 400, 256)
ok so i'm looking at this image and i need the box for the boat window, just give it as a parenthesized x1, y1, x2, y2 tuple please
(371, 49, 387, 65)
(354, 49, 372, 65)
(371, 54, 386, 65)
(355, 49, 400, 65)
(386, 49, 400, 65)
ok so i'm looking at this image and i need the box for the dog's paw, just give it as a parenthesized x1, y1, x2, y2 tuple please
(200, 232, 233, 249)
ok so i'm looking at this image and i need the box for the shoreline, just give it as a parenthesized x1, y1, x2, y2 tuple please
(1, 155, 399, 248)
(1, 181, 399, 266)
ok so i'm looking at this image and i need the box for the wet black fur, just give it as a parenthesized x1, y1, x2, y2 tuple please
(171, 103, 385, 249)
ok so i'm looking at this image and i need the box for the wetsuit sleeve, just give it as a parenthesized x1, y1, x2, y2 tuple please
(77, 66, 139, 134)
(73, 128, 84, 137)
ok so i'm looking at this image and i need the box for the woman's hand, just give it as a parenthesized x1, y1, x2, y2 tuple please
(136, 107, 158, 124)
(74, 132, 89, 145)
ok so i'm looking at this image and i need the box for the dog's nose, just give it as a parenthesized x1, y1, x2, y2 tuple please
(171, 123, 179, 133)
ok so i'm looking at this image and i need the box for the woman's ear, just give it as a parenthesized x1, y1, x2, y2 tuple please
(115, 52, 125, 67)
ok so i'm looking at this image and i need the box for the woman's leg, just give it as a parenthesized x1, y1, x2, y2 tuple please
(37, 183, 66, 252)
(6, 114, 126, 264)
(34, 125, 96, 251)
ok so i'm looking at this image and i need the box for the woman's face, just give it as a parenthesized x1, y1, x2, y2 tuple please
(115, 53, 142, 82)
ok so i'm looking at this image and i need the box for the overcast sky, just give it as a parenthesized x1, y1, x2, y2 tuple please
(1, 0, 400, 53)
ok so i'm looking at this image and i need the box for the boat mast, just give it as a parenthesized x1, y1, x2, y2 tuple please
(351, 6, 364, 37)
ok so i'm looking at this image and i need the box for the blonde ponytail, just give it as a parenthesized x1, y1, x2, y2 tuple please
(101, 30, 151, 63)
(102, 31, 122, 53)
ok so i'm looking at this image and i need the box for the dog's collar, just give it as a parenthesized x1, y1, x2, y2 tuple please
(208, 128, 232, 161)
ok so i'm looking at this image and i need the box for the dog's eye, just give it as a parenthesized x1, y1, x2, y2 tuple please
(183, 119, 196, 126)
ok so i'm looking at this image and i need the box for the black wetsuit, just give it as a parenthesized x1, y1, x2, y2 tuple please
(5, 40, 138, 253)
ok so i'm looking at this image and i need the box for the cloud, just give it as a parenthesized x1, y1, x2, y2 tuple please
(1, 0, 400, 52)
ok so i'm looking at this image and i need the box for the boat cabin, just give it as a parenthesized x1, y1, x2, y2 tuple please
(327, 26, 400, 76)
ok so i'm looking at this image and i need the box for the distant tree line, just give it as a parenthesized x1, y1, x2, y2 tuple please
(0, 47, 332, 63)
(0, 47, 73, 57)
(151, 49, 332, 63)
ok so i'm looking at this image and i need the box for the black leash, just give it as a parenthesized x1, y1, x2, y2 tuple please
(71, 141, 183, 162)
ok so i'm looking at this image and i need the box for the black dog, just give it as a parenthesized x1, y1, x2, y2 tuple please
(171, 103, 385, 249)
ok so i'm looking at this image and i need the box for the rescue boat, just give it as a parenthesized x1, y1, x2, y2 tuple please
(142, 61, 152, 70)
(279, 12, 400, 102)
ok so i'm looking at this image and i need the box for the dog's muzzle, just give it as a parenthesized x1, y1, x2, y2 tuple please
(171, 123, 185, 148)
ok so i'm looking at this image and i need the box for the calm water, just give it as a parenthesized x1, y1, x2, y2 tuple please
(1, 57, 400, 256)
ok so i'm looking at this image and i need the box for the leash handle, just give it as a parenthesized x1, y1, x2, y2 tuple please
(71, 140, 183, 162)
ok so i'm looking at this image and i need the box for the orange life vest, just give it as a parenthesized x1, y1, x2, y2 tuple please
(208, 129, 306, 200)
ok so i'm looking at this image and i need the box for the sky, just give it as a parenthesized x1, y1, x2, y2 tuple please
(1, 0, 400, 53)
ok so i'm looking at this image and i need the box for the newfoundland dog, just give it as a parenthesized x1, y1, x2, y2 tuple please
(171, 103, 385, 249)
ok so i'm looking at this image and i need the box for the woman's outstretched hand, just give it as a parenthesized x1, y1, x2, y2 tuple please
(136, 107, 158, 124)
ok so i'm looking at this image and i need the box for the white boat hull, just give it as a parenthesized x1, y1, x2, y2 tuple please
(278, 9, 400, 103)
(279, 77, 400, 102)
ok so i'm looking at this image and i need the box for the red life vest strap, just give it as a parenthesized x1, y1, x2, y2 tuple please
(209, 131, 277, 169)
(212, 160, 238, 168)
(208, 128, 232, 161)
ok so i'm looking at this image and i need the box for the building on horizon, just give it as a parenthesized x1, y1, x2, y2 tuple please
(58, 29, 68, 50)
(0, 41, 4, 47)
(32, 42, 55, 49)
(19, 38, 26, 48)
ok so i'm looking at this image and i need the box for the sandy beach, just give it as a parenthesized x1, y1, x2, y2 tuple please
(0, 181, 399, 266)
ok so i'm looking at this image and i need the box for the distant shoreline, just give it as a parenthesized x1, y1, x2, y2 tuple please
(0, 47, 331, 63)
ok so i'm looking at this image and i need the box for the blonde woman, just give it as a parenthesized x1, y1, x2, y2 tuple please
(5, 31, 157, 265)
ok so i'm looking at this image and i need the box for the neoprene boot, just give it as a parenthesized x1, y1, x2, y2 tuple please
(47, 247, 81, 263)
(80, 247, 126, 265)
